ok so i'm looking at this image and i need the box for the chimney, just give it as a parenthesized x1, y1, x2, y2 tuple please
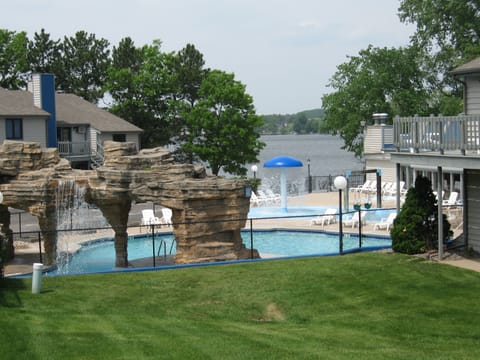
(372, 113, 388, 126)
(31, 74, 57, 148)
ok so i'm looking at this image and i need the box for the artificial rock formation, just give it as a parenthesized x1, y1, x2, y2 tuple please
(0, 140, 258, 267)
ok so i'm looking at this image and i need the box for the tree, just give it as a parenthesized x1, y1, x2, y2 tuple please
(107, 39, 177, 148)
(27, 29, 62, 76)
(398, 0, 480, 104)
(390, 176, 452, 254)
(169, 44, 210, 162)
(182, 70, 265, 176)
(399, 0, 480, 65)
(58, 31, 111, 103)
(322, 46, 432, 156)
(0, 29, 28, 89)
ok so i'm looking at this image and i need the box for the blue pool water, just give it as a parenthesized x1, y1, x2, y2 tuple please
(49, 230, 391, 276)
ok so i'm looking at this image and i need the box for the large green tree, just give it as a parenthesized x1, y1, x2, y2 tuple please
(398, 0, 479, 112)
(170, 44, 210, 162)
(107, 39, 177, 148)
(0, 29, 28, 89)
(27, 28, 62, 76)
(399, 0, 480, 67)
(321, 46, 431, 156)
(182, 70, 265, 176)
(58, 31, 111, 103)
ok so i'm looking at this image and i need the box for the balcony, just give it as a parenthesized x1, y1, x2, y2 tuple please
(393, 114, 480, 155)
(57, 141, 90, 159)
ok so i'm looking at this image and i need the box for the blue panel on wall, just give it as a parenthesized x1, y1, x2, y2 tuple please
(40, 74, 57, 147)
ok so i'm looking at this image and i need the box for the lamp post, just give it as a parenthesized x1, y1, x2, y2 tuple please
(307, 158, 312, 193)
(251, 164, 258, 180)
(334, 176, 347, 255)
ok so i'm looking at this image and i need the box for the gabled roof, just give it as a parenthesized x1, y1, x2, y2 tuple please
(0, 88, 50, 117)
(0, 88, 143, 133)
(56, 93, 142, 133)
(451, 57, 480, 76)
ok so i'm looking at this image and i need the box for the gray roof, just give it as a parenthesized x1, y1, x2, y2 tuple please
(0, 88, 50, 117)
(451, 57, 480, 76)
(56, 93, 142, 133)
(0, 88, 142, 133)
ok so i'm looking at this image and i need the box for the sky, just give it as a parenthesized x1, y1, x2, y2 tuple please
(2, 0, 415, 114)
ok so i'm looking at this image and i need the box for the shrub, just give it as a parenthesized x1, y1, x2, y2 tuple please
(391, 176, 452, 254)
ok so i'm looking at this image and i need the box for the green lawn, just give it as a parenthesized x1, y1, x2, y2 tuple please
(1, 253, 480, 359)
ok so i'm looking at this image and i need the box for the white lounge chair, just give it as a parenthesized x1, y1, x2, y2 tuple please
(250, 191, 266, 207)
(373, 212, 397, 231)
(265, 189, 281, 205)
(257, 190, 277, 206)
(311, 208, 337, 226)
(343, 211, 366, 228)
(160, 208, 173, 226)
(141, 209, 161, 227)
(349, 180, 372, 193)
(443, 191, 459, 206)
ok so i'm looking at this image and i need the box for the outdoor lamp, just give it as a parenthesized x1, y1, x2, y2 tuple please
(251, 165, 258, 179)
(334, 176, 347, 255)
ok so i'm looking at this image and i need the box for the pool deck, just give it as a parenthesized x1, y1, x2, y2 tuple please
(4, 192, 478, 276)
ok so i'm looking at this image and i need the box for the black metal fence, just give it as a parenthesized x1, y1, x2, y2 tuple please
(6, 207, 398, 276)
(304, 173, 365, 193)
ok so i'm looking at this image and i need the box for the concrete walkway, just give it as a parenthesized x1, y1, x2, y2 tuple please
(4, 192, 480, 276)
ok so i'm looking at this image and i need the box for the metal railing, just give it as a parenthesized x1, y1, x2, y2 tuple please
(394, 114, 480, 154)
(5, 202, 465, 277)
(57, 141, 90, 158)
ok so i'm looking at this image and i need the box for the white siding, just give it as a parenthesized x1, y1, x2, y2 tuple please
(364, 126, 393, 154)
(90, 127, 98, 155)
(466, 76, 480, 114)
(125, 133, 140, 150)
(0, 117, 47, 147)
(365, 161, 395, 183)
(98, 132, 140, 151)
(466, 169, 480, 252)
(31, 73, 42, 108)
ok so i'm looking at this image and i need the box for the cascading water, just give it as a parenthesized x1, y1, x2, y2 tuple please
(55, 179, 108, 273)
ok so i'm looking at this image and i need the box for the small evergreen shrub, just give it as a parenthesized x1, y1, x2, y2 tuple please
(390, 176, 452, 254)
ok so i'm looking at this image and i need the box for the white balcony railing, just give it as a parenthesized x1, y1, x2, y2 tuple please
(393, 114, 480, 155)
(57, 141, 90, 157)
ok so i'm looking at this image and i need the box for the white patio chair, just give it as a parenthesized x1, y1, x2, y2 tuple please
(311, 208, 337, 227)
(349, 180, 372, 193)
(343, 211, 366, 228)
(250, 191, 266, 207)
(257, 190, 276, 206)
(160, 208, 173, 226)
(141, 209, 161, 231)
(443, 191, 459, 206)
(265, 189, 281, 205)
(373, 212, 397, 231)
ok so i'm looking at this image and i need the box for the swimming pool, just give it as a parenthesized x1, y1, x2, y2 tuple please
(49, 230, 391, 276)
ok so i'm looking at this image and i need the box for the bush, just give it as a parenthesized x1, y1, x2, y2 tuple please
(391, 176, 452, 254)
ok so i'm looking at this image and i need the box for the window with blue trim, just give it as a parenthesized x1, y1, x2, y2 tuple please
(6, 118, 23, 140)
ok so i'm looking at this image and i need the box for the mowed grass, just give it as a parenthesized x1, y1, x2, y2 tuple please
(1, 253, 480, 359)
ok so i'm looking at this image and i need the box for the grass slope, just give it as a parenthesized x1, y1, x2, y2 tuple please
(1, 253, 480, 359)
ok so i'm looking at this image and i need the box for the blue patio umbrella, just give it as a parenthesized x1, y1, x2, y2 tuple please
(264, 155, 303, 212)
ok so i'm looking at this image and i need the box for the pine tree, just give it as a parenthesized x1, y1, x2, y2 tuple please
(391, 175, 452, 254)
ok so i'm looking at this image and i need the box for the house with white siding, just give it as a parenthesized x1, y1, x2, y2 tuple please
(390, 57, 480, 256)
(0, 73, 143, 169)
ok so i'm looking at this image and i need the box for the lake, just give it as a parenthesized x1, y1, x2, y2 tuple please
(249, 134, 364, 193)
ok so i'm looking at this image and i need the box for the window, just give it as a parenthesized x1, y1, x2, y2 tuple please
(112, 133, 126, 142)
(6, 118, 23, 140)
